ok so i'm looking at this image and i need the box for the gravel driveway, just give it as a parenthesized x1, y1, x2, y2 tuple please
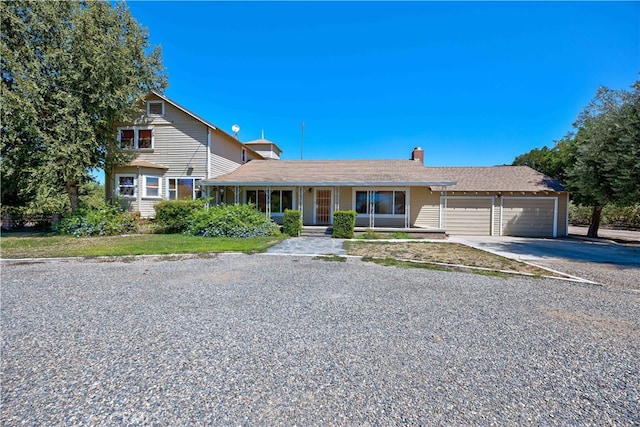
(2, 255, 639, 425)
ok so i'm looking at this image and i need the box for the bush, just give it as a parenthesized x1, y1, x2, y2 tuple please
(283, 209, 302, 236)
(333, 210, 356, 238)
(57, 204, 137, 237)
(185, 203, 281, 238)
(154, 199, 206, 233)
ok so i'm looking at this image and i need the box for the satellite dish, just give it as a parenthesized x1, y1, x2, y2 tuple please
(231, 124, 240, 133)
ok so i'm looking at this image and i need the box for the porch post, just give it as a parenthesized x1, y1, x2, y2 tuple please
(405, 186, 410, 228)
(234, 186, 239, 204)
(369, 187, 375, 228)
(265, 186, 271, 219)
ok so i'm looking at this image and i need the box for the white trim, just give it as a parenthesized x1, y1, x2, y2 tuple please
(565, 194, 570, 237)
(115, 174, 137, 198)
(166, 177, 200, 200)
(146, 100, 165, 117)
(142, 175, 162, 199)
(207, 128, 212, 178)
(501, 196, 558, 238)
(117, 126, 155, 150)
(352, 187, 408, 218)
(500, 196, 504, 236)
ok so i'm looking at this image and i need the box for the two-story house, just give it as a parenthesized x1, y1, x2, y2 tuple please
(109, 92, 569, 237)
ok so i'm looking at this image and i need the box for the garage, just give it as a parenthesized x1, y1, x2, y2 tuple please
(501, 197, 557, 237)
(444, 197, 492, 236)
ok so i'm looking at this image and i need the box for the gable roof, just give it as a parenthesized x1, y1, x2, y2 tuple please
(199, 161, 565, 192)
(148, 91, 262, 159)
(199, 159, 456, 187)
(424, 166, 565, 192)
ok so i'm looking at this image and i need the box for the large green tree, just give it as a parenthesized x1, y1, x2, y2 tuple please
(1, 0, 167, 211)
(567, 82, 640, 237)
(513, 81, 640, 238)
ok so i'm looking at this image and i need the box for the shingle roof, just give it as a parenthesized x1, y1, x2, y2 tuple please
(128, 159, 168, 169)
(199, 160, 565, 192)
(424, 166, 565, 192)
(199, 159, 455, 186)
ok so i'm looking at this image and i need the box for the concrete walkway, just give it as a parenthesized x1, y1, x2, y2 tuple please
(267, 237, 346, 256)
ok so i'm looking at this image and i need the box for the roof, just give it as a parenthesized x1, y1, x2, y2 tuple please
(424, 166, 565, 192)
(199, 159, 456, 187)
(127, 159, 168, 169)
(244, 138, 283, 153)
(199, 161, 565, 192)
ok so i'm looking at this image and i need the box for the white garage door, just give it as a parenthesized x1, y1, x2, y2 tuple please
(502, 198, 556, 237)
(445, 198, 492, 236)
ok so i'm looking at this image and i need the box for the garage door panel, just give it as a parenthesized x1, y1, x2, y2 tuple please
(502, 198, 555, 237)
(445, 199, 492, 236)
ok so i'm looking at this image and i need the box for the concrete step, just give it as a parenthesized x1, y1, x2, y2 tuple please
(300, 226, 333, 237)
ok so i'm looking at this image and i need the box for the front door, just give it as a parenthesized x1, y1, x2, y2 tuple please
(315, 188, 332, 224)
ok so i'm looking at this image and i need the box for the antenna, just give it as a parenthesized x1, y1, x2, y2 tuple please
(231, 124, 240, 139)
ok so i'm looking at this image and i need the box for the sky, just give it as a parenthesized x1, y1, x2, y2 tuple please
(125, 1, 639, 166)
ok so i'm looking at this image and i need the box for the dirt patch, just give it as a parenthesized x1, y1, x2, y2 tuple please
(345, 241, 562, 277)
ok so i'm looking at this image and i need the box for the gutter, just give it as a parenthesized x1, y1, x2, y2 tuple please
(196, 180, 457, 187)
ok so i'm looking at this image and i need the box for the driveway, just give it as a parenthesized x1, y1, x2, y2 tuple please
(2, 255, 638, 425)
(449, 236, 640, 289)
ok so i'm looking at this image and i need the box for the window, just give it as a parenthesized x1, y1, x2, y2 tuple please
(354, 190, 406, 215)
(246, 190, 266, 212)
(241, 148, 247, 163)
(147, 100, 164, 117)
(144, 176, 161, 198)
(118, 127, 154, 150)
(270, 190, 293, 213)
(167, 178, 199, 200)
(246, 189, 293, 213)
(116, 175, 136, 198)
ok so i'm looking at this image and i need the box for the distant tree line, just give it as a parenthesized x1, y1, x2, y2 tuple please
(513, 81, 640, 237)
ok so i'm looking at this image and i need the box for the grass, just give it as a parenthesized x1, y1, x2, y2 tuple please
(356, 229, 416, 240)
(0, 231, 286, 259)
(346, 241, 560, 278)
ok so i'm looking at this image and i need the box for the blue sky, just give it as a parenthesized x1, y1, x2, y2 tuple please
(127, 1, 639, 166)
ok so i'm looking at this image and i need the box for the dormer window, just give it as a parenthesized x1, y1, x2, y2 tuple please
(118, 127, 154, 150)
(146, 100, 164, 117)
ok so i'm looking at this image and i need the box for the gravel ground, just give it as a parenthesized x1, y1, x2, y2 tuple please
(534, 260, 640, 291)
(2, 254, 639, 425)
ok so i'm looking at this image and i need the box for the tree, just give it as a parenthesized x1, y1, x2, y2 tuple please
(512, 135, 576, 184)
(1, 0, 167, 211)
(567, 82, 640, 237)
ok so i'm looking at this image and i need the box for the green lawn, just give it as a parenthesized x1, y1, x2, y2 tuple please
(0, 232, 286, 259)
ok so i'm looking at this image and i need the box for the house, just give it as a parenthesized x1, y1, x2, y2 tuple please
(109, 93, 569, 237)
(106, 91, 262, 218)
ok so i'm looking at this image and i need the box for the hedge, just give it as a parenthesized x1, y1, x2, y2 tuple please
(333, 210, 356, 238)
(154, 199, 206, 233)
(283, 209, 302, 236)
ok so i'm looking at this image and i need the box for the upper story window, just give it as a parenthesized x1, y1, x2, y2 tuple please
(146, 100, 165, 117)
(118, 127, 154, 150)
(241, 148, 247, 163)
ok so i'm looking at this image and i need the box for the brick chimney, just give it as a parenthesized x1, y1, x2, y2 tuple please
(411, 147, 424, 165)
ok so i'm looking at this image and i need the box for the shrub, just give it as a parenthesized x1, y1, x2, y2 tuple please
(333, 210, 356, 238)
(569, 202, 640, 230)
(57, 204, 137, 237)
(185, 203, 281, 238)
(154, 199, 206, 233)
(283, 209, 302, 236)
